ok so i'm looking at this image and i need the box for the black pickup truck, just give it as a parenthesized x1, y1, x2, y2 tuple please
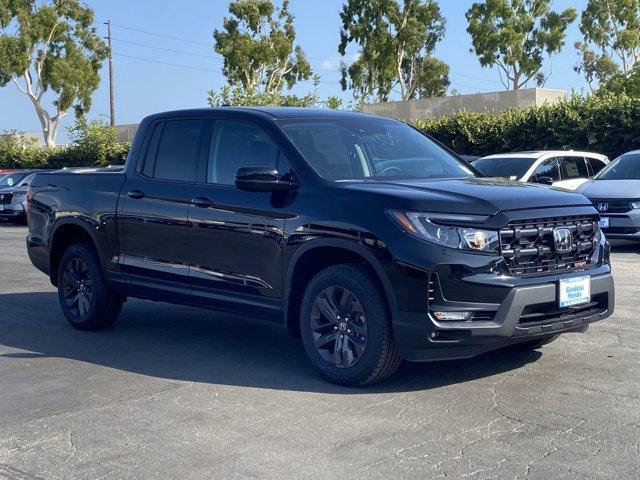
(26, 108, 614, 386)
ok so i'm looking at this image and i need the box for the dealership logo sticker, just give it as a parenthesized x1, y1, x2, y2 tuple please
(553, 227, 573, 253)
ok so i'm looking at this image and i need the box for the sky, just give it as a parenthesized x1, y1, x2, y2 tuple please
(0, 0, 591, 144)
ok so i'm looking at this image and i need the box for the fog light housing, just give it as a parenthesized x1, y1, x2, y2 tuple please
(433, 311, 471, 321)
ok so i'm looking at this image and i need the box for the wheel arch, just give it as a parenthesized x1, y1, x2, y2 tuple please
(283, 238, 398, 337)
(49, 218, 101, 286)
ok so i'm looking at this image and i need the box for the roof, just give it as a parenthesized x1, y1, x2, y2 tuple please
(480, 150, 608, 160)
(142, 107, 385, 122)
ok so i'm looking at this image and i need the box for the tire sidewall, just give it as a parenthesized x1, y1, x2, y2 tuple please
(57, 243, 105, 329)
(300, 266, 390, 383)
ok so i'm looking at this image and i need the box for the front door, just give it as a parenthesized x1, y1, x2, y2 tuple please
(186, 118, 295, 320)
(118, 117, 208, 296)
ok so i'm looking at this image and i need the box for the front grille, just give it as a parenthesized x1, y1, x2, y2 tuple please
(500, 215, 599, 276)
(0, 193, 13, 205)
(590, 199, 632, 214)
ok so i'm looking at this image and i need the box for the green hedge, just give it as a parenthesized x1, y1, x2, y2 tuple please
(412, 93, 640, 160)
(0, 143, 130, 170)
(3, 94, 640, 170)
(0, 119, 130, 170)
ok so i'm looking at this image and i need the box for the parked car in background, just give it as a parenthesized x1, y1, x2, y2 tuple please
(0, 170, 52, 223)
(0, 170, 32, 189)
(473, 151, 609, 190)
(578, 150, 640, 241)
(25, 108, 614, 386)
(0, 169, 22, 176)
(459, 154, 479, 163)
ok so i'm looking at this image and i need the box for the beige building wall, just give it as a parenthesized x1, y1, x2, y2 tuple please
(115, 124, 139, 143)
(361, 88, 567, 121)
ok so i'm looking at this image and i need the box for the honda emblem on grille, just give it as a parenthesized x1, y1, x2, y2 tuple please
(553, 227, 573, 253)
(597, 202, 609, 212)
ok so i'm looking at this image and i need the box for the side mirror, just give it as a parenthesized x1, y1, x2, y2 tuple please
(235, 165, 298, 192)
(535, 176, 554, 185)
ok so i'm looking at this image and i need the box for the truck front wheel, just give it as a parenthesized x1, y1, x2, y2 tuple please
(299, 264, 401, 386)
(56, 243, 124, 330)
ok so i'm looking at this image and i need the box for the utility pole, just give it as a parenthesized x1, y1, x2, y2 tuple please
(105, 20, 115, 127)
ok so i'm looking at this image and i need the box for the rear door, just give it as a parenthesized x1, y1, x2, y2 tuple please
(556, 156, 590, 190)
(186, 118, 295, 320)
(118, 117, 208, 296)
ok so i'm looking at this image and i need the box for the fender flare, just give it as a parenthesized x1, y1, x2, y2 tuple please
(283, 237, 399, 331)
(49, 216, 103, 279)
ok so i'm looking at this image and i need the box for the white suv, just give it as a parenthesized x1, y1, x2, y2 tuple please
(473, 151, 609, 190)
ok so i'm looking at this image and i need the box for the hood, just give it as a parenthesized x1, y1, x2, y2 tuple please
(578, 180, 640, 199)
(342, 177, 591, 215)
(0, 186, 25, 195)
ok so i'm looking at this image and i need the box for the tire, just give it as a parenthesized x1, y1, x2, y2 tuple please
(300, 264, 401, 386)
(513, 334, 560, 351)
(56, 242, 124, 330)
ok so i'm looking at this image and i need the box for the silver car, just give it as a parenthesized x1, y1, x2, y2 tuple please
(577, 150, 640, 241)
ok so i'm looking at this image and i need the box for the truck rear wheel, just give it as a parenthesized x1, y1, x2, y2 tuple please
(57, 243, 123, 330)
(300, 264, 401, 386)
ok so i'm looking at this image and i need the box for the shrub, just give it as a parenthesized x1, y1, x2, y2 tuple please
(0, 119, 130, 170)
(412, 93, 640, 160)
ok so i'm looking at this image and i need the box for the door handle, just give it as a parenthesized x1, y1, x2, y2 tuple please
(191, 196, 213, 208)
(127, 189, 145, 200)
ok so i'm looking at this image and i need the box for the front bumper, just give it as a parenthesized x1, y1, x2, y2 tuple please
(0, 202, 26, 220)
(395, 272, 614, 362)
(599, 210, 640, 240)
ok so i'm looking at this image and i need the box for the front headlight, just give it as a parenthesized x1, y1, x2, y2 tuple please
(388, 210, 500, 253)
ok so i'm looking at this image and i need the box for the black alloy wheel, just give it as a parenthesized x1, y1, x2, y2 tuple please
(62, 257, 94, 318)
(300, 264, 401, 386)
(57, 242, 124, 330)
(310, 286, 368, 369)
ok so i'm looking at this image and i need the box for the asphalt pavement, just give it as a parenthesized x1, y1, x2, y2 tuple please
(0, 225, 638, 479)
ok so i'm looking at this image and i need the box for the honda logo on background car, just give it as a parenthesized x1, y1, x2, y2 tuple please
(553, 227, 573, 253)
(597, 202, 609, 212)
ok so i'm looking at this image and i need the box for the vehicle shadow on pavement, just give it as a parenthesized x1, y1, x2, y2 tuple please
(0, 292, 542, 394)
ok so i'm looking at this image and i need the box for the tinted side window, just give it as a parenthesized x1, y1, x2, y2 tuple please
(142, 123, 163, 178)
(532, 159, 561, 182)
(208, 120, 279, 185)
(586, 157, 606, 176)
(562, 157, 589, 179)
(154, 119, 204, 182)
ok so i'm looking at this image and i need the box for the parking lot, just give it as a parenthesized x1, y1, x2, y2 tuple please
(0, 225, 638, 479)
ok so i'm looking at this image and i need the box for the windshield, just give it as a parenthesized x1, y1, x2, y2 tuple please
(279, 118, 476, 181)
(596, 154, 640, 180)
(0, 172, 28, 188)
(472, 157, 537, 180)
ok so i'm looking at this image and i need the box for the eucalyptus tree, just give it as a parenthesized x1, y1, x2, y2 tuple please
(0, 0, 108, 146)
(466, 0, 577, 90)
(338, 0, 449, 103)
(213, 0, 312, 95)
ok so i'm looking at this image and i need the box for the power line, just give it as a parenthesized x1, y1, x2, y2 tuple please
(112, 52, 342, 84)
(110, 23, 213, 46)
(112, 37, 340, 73)
(112, 38, 216, 59)
(113, 52, 219, 73)
(105, 24, 502, 90)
